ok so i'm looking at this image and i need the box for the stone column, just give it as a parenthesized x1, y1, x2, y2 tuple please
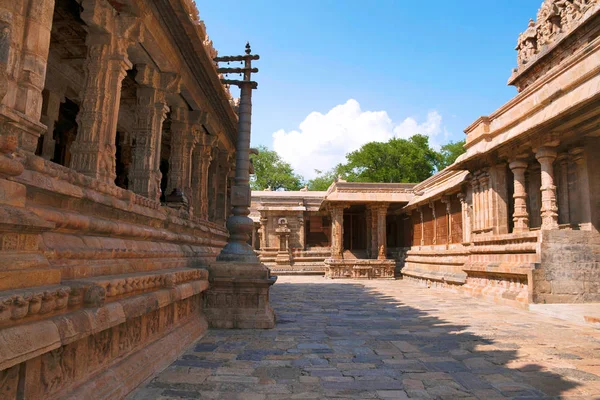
(167, 108, 196, 199)
(418, 206, 425, 246)
(192, 133, 216, 220)
(429, 201, 437, 245)
(569, 147, 591, 229)
(509, 159, 530, 233)
(365, 207, 372, 258)
(535, 146, 559, 230)
(479, 171, 490, 231)
(556, 153, 570, 225)
(369, 205, 379, 258)
(330, 204, 346, 260)
(259, 217, 268, 249)
(70, 33, 131, 182)
(458, 192, 470, 242)
(376, 204, 389, 260)
(442, 197, 452, 245)
(128, 66, 169, 202)
(298, 214, 306, 250)
(471, 177, 480, 232)
(12, 0, 56, 151)
(215, 150, 232, 225)
(40, 90, 64, 160)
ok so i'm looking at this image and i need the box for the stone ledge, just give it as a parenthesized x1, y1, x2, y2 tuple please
(62, 312, 207, 400)
(462, 262, 535, 276)
(0, 277, 209, 371)
(401, 266, 467, 285)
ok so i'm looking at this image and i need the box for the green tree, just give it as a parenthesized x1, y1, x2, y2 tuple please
(435, 139, 466, 170)
(250, 145, 304, 191)
(337, 134, 439, 183)
(307, 168, 339, 191)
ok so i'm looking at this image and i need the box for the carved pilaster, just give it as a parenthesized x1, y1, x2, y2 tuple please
(192, 133, 217, 220)
(556, 153, 570, 225)
(70, 6, 142, 183)
(375, 203, 389, 260)
(535, 146, 559, 230)
(457, 192, 470, 243)
(569, 147, 591, 229)
(259, 217, 268, 249)
(329, 203, 348, 260)
(509, 159, 530, 233)
(167, 108, 197, 199)
(471, 176, 480, 232)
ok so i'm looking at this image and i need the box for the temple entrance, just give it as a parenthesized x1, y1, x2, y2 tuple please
(343, 205, 367, 257)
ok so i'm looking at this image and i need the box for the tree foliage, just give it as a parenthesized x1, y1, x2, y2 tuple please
(435, 139, 466, 170)
(335, 134, 439, 183)
(307, 168, 339, 191)
(250, 145, 304, 191)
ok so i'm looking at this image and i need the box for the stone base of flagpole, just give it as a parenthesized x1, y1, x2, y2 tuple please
(203, 262, 276, 329)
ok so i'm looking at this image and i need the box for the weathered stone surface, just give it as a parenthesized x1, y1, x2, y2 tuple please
(133, 277, 600, 399)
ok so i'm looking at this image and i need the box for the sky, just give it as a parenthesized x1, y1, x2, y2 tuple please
(195, 0, 542, 179)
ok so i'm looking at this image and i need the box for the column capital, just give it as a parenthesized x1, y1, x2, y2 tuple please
(534, 146, 558, 161)
(508, 159, 528, 171)
(568, 146, 585, 163)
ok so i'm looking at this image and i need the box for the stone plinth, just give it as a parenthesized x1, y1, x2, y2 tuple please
(204, 262, 276, 329)
(324, 258, 396, 279)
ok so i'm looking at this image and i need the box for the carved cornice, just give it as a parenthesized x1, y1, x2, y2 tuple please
(153, 0, 238, 147)
(510, 0, 600, 91)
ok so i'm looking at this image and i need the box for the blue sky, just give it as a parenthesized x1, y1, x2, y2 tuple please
(195, 0, 541, 179)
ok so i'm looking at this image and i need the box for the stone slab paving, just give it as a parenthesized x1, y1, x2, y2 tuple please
(129, 277, 600, 399)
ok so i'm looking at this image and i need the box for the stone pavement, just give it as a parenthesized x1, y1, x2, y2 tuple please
(129, 276, 600, 399)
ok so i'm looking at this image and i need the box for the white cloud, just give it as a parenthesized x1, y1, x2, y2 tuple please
(272, 99, 446, 180)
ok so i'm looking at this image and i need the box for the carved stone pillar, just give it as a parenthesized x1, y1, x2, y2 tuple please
(418, 206, 424, 246)
(569, 147, 591, 229)
(330, 204, 347, 260)
(479, 171, 490, 231)
(193, 134, 216, 220)
(376, 204, 389, 260)
(471, 177, 480, 232)
(70, 33, 131, 182)
(442, 197, 452, 245)
(215, 150, 232, 225)
(12, 0, 56, 152)
(535, 146, 559, 230)
(365, 207, 372, 258)
(429, 201, 437, 245)
(509, 160, 530, 233)
(369, 204, 379, 258)
(458, 192, 470, 242)
(40, 90, 64, 160)
(259, 217, 268, 249)
(298, 214, 306, 250)
(167, 108, 196, 199)
(128, 66, 170, 202)
(556, 153, 570, 225)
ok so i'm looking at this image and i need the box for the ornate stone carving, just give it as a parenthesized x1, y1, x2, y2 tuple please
(70, 3, 139, 183)
(512, 0, 598, 90)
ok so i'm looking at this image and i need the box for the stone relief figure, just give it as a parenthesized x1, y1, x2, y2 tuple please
(41, 347, 75, 394)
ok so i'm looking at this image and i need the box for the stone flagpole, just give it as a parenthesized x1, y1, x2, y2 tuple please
(204, 43, 276, 328)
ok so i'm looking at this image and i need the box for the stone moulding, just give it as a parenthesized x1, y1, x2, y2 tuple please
(402, 232, 539, 308)
(0, 275, 209, 399)
(325, 258, 396, 279)
(0, 268, 207, 330)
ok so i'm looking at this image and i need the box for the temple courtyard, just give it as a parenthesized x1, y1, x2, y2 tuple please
(130, 277, 600, 399)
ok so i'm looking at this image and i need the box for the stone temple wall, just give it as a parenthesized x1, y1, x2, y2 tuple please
(0, 0, 240, 398)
